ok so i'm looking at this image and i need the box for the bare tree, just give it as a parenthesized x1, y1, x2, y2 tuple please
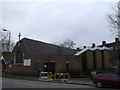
(107, 1, 120, 39)
(54, 39, 76, 49)
(0, 30, 15, 52)
(0, 31, 2, 59)
(107, 2, 120, 73)
(2, 40, 15, 52)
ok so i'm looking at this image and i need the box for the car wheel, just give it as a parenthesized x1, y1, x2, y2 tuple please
(96, 82, 103, 88)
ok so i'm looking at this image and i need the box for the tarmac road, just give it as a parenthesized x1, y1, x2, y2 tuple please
(2, 78, 94, 88)
(0, 77, 2, 90)
(2, 77, 119, 90)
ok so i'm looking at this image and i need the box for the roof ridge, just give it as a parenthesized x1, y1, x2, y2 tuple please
(21, 37, 76, 50)
(21, 38, 57, 46)
(19, 37, 76, 55)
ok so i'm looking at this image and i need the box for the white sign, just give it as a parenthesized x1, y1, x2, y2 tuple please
(0, 56, 4, 60)
(24, 59, 31, 66)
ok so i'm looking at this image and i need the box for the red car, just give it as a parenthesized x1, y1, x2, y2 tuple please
(93, 73, 120, 88)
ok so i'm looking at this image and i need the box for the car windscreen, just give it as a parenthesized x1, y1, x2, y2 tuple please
(111, 74, 120, 79)
(99, 73, 120, 79)
(99, 74, 111, 78)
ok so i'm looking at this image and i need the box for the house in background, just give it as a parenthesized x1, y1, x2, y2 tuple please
(99, 38, 120, 73)
(74, 38, 120, 74)
(75, 45, 113, 74)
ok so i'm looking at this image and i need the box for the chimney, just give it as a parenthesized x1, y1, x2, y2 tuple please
(115, 38, 119, 42)
(83, 46, 86, 49)
(92, 43, 95, 48)
(102, 41, 106, 46)
(76, 47, 80, 52)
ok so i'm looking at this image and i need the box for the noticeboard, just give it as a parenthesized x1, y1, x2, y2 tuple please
(24, 59, 31, 66)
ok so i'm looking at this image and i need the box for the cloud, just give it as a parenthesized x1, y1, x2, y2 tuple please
(0, 3, 2, 26)
(2, 2, 116, 47)
(0, 0, 119, 2)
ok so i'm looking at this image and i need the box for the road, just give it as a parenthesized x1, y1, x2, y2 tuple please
(2, 78, 93, 88)
(2, 78, 119, 90)
(0, 77, 2, 90)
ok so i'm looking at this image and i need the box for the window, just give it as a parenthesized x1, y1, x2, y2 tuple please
(111, 74, 120, 79)
(15, 49, 24, 64)
(100, 74, 111, 78)
(100, 73, 120, 79)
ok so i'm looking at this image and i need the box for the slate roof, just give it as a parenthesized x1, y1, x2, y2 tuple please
(20, 38, 77, 55)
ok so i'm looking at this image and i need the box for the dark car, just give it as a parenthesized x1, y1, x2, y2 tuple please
(93, 73, 120, 88)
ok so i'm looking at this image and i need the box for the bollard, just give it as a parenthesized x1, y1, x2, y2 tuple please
(54, 73, 71, 83)
(68, 73, 70, 81)
(64, 73, 70, 82)
(55, 73, 61, 82)
(48, 72, 52, 80)
(39, 72, 53, 80)
(60, 73, 64, 82)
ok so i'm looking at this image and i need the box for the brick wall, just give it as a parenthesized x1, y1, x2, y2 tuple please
(9, 41, 114, 76)
(103, 50, 113, 68)
(95, 50, 102, 70)
(86, 50, 94, 70)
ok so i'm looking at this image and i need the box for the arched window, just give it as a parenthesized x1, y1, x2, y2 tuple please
(15, 49, 23, 64)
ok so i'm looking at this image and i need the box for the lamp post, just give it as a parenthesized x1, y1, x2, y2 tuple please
(66, 60, 69, 71)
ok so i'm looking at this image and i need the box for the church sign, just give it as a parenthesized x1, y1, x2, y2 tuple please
(24, 59, 31, 66)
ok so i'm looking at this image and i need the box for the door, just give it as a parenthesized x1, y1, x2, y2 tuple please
(49, 62, 55, 74)
(44, 62, 55, 74)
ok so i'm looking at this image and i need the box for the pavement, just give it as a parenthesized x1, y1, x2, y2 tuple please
(67, 78, 94, 86)
(2, 74, 94, 86)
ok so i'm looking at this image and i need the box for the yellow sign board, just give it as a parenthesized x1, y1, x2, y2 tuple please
(8, 64, 13, 68)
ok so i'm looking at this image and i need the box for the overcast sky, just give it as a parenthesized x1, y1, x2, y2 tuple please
(0, 1, 119, 48)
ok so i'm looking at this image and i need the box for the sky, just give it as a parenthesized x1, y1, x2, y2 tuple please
(0, 0, 119, 48)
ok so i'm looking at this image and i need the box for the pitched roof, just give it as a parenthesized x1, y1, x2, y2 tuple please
(75, 46, 112, 56)
(20, 38, 77, 55)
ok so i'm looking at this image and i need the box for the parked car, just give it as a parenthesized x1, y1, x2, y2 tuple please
(93, 73, 120, 88)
